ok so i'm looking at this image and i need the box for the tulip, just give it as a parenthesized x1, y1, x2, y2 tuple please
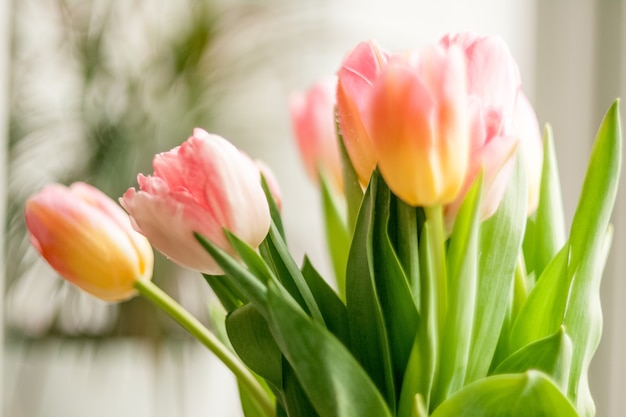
(25, 182, 154, 302)
(364, 45, 470, 206)
(289, 75, 343, 192)
(336, 40, 389, 185)
(441, 32, 541, 222)
(121, 128, 271, 275)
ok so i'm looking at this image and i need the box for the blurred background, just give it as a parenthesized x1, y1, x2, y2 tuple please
(0, 0, 624, 416)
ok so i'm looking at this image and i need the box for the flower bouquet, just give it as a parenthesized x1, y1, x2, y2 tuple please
(25, 33, 621, 417)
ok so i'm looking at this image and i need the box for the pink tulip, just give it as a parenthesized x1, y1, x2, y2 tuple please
(25, 182, 154, 302)
(289, 75, 343, 191)
(336, 40, 389, 185)
(441, 33, 541, 222)
(121, 128, 271, 275)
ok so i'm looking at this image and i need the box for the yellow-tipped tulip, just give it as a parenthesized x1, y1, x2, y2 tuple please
(25, 182, 154, 302)
(365, 46, 470, 206)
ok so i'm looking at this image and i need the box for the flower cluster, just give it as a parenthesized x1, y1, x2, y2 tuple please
(25, 32, 621, 417)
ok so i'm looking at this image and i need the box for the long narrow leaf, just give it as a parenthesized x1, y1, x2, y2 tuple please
(493, 326, 572, 392)
(433, 175, 482, 405)
(320, 172, 350, 299)
(226, 303, 282, 389)
(345, 171, 396, 408)
(267, 281, 392, 417)
(465, 156, 527, 384)
(563, 100, 621, 415)
(523, 124, 566, 277)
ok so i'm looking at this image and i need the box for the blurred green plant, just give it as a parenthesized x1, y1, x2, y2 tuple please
(5, 0, 285, 339)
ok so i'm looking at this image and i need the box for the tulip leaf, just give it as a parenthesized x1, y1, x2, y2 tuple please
(226, 230, 275, 283)
(508, 244, 570, 355)
(395, 200, 423, 311)
(493, 326, 572, 392)
(398, 222, 437, 416)
(261, 175, 285, 240)
(195, 233, 268, 311)
(465, 155, 527, 384)
(373, 178, 420, 405)
(320, 171, 350, 300)
(433, 175, 482, 405)
(562, 100, 621, 415)
(203, 273, 246, 313)
(266, 280, 392, 417)
(301, 257, 350, 347)
(281, 358, 320, 417)
(430, 370, 579, 417)
(345, 171, 395, 409)
(226, 303, 282, 389)
(260, 223, 325, 326)
(523, 124, 566, 278)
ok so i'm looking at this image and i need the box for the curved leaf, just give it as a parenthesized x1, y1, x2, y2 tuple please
(466, 155, 527, 384)
(267, 281, 392, 417)
(431, 371, 578, 417)
(226, 303, 282, 389)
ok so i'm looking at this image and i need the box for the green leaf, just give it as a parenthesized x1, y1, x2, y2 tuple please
(523, 124, 566, 277)
(261, 174, 285, 240)
(563, 100, 621, 416)
(493, 326, 572, 392)
(281, 358, 320, 417)
(395, 201, 423, 311)
(509, 244, 570, 354)
(373, 178, 420, 405)
(226, 230, 274, 283)
(226, 303, 282, 389)
(433, 174, 482, 405)
(203, 273, 246, 313)
(195, 233, 268, 310)
(465, 156, 527, 384)
(267, 281, 392, 417)
(301, 257, 350, 347)
(430, 371, 579, 417)
(345, 172, 395, 408)
(320, 172, 350, 300)
(261, 223, 326, 326)
(398, 222, 438, 416)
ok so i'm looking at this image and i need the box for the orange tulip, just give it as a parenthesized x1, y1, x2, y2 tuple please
(25, 182, 154, 302)
(367, 46, 470, 206)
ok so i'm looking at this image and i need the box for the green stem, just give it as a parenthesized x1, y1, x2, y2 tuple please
(134, 279, 274, 417)
(424, 205, 447, 338)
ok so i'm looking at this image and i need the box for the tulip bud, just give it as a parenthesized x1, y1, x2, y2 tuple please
(121, 128, 271, 275)
(25, 182, 154, 302)
(289, 75, 343, 192)
(365, 45, 470, 206)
